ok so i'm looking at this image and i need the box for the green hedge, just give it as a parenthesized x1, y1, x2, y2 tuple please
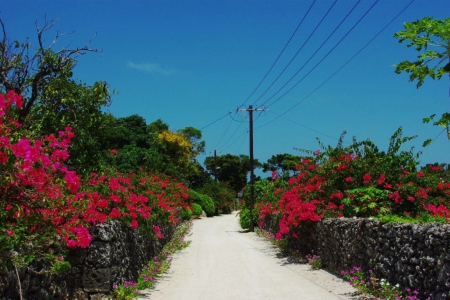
(191, 203, 203, 216)
(189, 190, 215, 217)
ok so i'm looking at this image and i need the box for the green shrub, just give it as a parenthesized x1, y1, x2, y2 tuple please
(239, 207, 258, 230)
(180, 207, 193, 220)
(200, 181, 236, 214)
(191, 203, 203, 216)
(189, 190, 215, 217)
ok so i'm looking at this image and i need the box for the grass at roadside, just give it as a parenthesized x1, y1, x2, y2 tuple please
(112, 220, 193, 299)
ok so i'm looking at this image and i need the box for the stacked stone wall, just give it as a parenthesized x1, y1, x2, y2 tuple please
(264, 217, 450, 300)
(1, 220, 174, 299)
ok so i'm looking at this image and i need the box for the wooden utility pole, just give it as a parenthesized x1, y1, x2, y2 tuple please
(237, 105, 265, 232)
(214, 150, 218, 182)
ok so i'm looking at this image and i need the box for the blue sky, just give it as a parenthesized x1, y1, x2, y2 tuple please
(3, 0, 450, 176)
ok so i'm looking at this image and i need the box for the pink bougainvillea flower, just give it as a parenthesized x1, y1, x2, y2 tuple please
(130, 219, 138, 229)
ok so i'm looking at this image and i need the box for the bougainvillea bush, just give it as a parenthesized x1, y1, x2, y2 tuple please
(256, 128, 450, 240)
(0, 91, 191, 272)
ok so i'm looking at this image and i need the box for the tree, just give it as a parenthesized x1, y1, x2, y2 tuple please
(0, 18, 101, 123)
(204, 154, 261, 192)
(0, 18, 114, 175)
(393, 17, 450, 142)
(262, 153, 301, 178)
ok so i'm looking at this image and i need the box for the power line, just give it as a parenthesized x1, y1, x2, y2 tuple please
(252, 0, 337, 106)
(432, 128, 446, 143)
(265, 110, 344, 142)
(259, 0, 363, 107)
(264, 0, 378, 109)
(234, 130, 248, 155)
(200, 111, 232, 130)
(217, 121, 245, 152)
(213, 115, 234, 149)
(242, 0, 316, 106)
(257, 0, 415, 129)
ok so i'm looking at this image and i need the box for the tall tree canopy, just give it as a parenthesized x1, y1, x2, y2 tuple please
(204, 154, 261, 192)
(102, 117, 205, 186)
(262, 153, 301, 178)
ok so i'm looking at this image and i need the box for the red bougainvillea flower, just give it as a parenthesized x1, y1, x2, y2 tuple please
(378, 174, 386, 185)
(363, 173, 372, 184)
(152, 225, 161, 234)
(130, 219, 139, 229)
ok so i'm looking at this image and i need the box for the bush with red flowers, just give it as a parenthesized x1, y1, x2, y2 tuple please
(256, 128, 450, 240)
(0, 91, 191, 272)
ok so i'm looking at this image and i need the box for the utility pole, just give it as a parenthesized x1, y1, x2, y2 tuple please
(214, 150, 218, 182)
(237, 105, 265, 232)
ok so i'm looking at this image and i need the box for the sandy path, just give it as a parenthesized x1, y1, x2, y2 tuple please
(140, 212, 360, 300)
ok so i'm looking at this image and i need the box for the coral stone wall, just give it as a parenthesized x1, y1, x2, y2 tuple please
(1, 220, 175, 300)
(264, 217, 450, 300)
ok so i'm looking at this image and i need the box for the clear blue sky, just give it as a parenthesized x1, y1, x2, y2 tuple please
(3, 0, 450, 176)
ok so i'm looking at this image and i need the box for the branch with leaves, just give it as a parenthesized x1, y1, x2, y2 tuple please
(394, 17, 450, 142)
(0, 18, 101, 122)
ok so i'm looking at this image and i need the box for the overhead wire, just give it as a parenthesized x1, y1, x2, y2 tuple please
(217, 0, 344, 153)
(221, 126, 248, 153)
(259, 0, 363, 108)
(241, 0, 316, 107)
(267, 110, 344, 142)
(200, 111, 232, 130)
(431, 128, 446, 143)
(264, 0, 378, 109)
(234, 130, 249, 155)
(217, 121, 246, 151)
(213, 115, 234, 149)
(252, 0, 337, 106)
(257, 0, 415, 129)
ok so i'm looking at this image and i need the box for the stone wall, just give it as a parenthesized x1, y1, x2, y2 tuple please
(264, 216, 450, 300)
(1, 220, 175, 299)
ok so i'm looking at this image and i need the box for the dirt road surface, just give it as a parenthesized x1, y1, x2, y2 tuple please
(140, 212, 360, 300)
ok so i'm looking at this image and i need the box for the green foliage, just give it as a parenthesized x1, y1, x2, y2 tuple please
(189, 190, 215, 217)
(0, 19, 113, 176)
(191, 203, 203, 216)
(200, 180, 236, 213)
(204, 154, 261, 192)
(342, 187, 391, 217)
(262, 153, 301, 178)
(306, 254, 323, 270)
(101, 117, 205, 186)
(243, 179, 284, 208)
(32, 79, 114, 175)
(394, 17, 450, 139)
(180, 207, 193, 221)
(394, 17, 450, 88)
(239, 207, 258, 230)
(377, 213, 447, 224)
(114, 221, 193, 299)
(255, 127, 450, 241)
(342, 267, 422, 300)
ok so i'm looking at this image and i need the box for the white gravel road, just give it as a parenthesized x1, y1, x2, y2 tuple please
(140, 212, 362, 300)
